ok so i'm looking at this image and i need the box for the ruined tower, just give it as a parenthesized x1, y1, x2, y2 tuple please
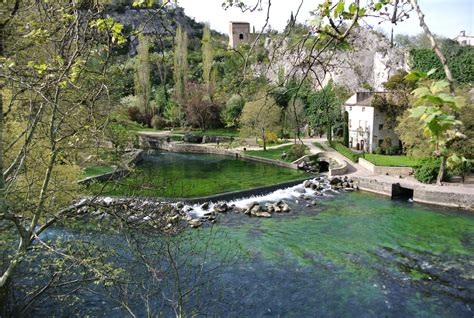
(228, 22, 250, 48)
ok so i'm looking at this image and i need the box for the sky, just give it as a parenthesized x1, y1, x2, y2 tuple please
(177, 0, 474, 39)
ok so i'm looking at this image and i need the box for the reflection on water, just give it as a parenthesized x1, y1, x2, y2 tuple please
(32, 191, 474, 317)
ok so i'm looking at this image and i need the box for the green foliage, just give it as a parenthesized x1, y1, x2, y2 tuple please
(221, 94, 245, 127)
(410, 42, 474, 84)
(343, 111, 349, 147)
(135, 35, 153, 123)
(151, 115, 166, 129)
(240, 92, 281, 150)
(364, 154, 420, 167)
(415, 157, 441, 184)
(163, 100, 183, 127)
(329, 141, 360, 162)
(307, 82, 342, 142)
(201, 23, 213, 94)
(173, 25, 189, 104)
(287, 144, 308, 161)
(395, 110, 433, 157)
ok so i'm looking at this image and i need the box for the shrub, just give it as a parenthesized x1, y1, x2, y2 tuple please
(151, 115, 166, 130)
(448, 159, 472, 182)
(127, 106, 143, 123)
(287, 144, 307, 161)
(265, 131, 279, 144)
(381, 137, 392, 154)
(374, 147, 383, 155)
(386, 145, 400, 156)
(415, 157, 441, 184)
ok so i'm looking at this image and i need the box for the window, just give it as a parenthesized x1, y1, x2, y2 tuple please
(349, 119, 352, 128)
(362, 107, 365, 112)
(378, 124, 383, 130)
(239, 33, 244, 40)
(378, 139, 384, 146)
(349, 106, 352, 111)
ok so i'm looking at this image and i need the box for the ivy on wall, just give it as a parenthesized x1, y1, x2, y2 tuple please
(409, 40, 474, 84)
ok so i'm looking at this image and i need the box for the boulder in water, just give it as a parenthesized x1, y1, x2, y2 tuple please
(189, 219, 202, 228)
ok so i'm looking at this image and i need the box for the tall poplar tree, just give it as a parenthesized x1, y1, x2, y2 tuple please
(201, 23, 213, 96)
(173, 25, 188, 105)
(135, 35, 153, 123)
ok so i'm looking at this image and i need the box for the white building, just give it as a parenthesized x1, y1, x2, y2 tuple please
(454, 30, 474, 46)
(344, 92, 400, 153)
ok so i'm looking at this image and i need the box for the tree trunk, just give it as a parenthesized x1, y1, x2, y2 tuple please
(436, 156, 446, 185)
(262, 128, 266, 151)
(409, 0, 455, 94)
(327, 124, 332, 143)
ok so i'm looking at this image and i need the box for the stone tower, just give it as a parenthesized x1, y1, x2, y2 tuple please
(228, 22, 250, 48)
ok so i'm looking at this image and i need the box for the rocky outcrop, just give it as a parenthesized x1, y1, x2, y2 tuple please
(262, 27, 408, 92)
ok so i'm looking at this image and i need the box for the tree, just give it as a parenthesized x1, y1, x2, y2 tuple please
(183, 83, 220, 131)
(395, 111, 432, 157)
(343, 111, 349, 147)
(0, 0, 127, 314)
(240, 92, 280, 151)
(407, 70, 465, 184)
(135, 35, 153, 125)
(221, 94, 245, 128)
(173, 25, 189, 106)
(201, 23, 213, 96)
(306, 82, 342, 143)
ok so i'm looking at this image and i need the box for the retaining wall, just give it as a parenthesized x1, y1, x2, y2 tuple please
(140, 135, 298, 170)
(358, 157, 414, 176)
(354, 176, 474, 211)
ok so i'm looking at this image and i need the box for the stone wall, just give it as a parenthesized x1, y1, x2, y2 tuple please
(353, 176, 474, 211)
(358, 158, 414, 176)
(78, 150, 144, 185)
(141, 137, 298, 170)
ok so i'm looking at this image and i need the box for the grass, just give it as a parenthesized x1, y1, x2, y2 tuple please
(313, 142, 327, 151)
(85, 152, 308, 198)
(328, 141, 361, 162)
(328, 141, 421, 167)
(82, 165, 115, 178)
(363, 154, 421, 167)
(245, 144, 309, 162)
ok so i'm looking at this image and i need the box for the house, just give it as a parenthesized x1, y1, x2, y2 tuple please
(344, 92, 400, 153)
(454, 30, 474, 46)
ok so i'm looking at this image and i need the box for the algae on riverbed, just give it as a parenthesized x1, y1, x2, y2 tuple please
(85, 152, 308, 198)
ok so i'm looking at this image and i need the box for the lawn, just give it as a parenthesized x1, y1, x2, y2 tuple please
(363, 154, 420, 167)
(328, 142, 361, 162)
(246, 144, 308, 162)
(82, 165, 115, 178)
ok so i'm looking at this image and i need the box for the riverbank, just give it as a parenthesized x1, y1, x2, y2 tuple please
(138, 132, 474, 211)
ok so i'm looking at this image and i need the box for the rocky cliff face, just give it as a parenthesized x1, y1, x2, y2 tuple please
(262, 27, 408, 92)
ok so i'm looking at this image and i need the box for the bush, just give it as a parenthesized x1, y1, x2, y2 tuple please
(381, 137, 392, 154)
(265, 131, 279, 144)
(287, 144, 307, 161)
(374, 147, 383, 155)
(415, 158, 440, 183)
(448, 159, 472, 182)
(151, 115, 166, 130)
(386, 145, 400, 156)
(127, 106, 141, 122)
